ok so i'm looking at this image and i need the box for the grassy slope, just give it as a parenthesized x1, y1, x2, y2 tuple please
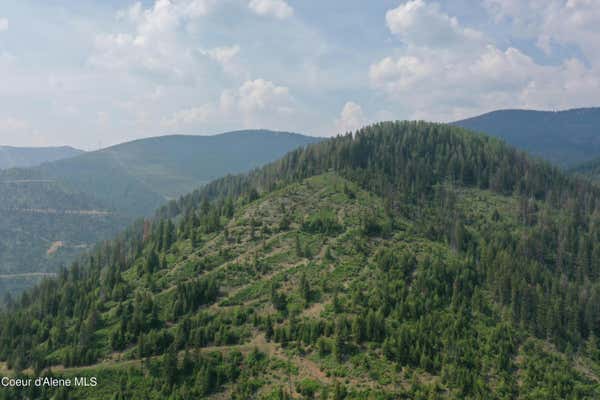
(6, 173, 598, 399)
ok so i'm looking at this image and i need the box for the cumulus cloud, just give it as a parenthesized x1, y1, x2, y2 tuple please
(484, 0, 600, 64)
(248, 0, 293, 19)
(236, 78, 291, 114)
(369, 0, 600, 121)
(369, 56, 432, 92)
(162, 78, 293, 129)
(204, 45, 241, 74)
(89, 0, 223, 81)
(335, 102, 365, 133)
(0, 18, 7, 32)
(386, 0, 484, 50)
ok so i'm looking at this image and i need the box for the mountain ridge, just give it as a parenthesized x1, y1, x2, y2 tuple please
(453, 107, 600, 167)
(36, 129, 322, 214)
(1, 121, 598, 399)
(0, 145, 84, 170)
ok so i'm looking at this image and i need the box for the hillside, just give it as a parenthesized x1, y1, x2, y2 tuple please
(0, 167, 126, 296)
(90, 131, 323, 201)
(1, 122, 599, 399)
(32, 130, 321, 216)
(453, 107, 600, 167)
(570, 157, 600, 182)
(0, 130, 319, 297)
(0, 146, 83, 170)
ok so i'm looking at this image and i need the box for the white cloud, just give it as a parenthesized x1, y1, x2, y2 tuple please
(0, 18, 7, 32)
(248, 0, 293, 19)
(89, 0, 220, 81)
(484, 0, 600, 64)
(204, 45, 241, 74)
(162, 78, 293, 129)
(335, 102, 365, 133)
(386, 0, 484, 49)
(181, 0, 218, 18)
(206, 45, 239, 65)
(370, 0, 600, 121)
(237, 78, 291, 114)
(369, 56, 432, 92)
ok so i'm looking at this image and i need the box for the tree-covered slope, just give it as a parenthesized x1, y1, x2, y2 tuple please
(1, 122, 600, 399)
(453, 107, 600, 167)
(38, 130, 322, 216)
(0, 146, 83, 170)
(0, 168, 121, 292)
(94, 130, 323, 200)
(0, 130, 319, 297)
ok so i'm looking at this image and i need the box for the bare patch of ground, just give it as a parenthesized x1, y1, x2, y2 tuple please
(47, 241, 64, 255)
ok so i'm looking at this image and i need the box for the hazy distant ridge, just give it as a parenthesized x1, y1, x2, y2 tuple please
(453, 107, 600, 167)
(0, 145, 83, 169)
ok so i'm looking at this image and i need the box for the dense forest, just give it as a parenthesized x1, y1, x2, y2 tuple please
(0, 171, 122, 296)
(0, 121, 599, 399)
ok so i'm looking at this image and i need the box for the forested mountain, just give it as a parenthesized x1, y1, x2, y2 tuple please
(0, 146, 83, 170)
(0, 130, 319, 297)
(0, 167, 123, 288)
(453, 107, 600, 167)
(1, 121, 599, 399)
(33, 130, 322, 216)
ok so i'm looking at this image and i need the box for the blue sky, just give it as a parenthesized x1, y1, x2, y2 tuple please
(1, 0, 599, 149)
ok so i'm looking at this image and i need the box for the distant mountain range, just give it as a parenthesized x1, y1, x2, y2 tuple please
(453, 107, 600, 167)
(0, 145, 83, 169)
(0, 130, 320, 295)
(35, 130, 322, 216)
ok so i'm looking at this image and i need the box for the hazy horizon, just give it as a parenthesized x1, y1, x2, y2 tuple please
(0, 128, 319, 151)
(4, 104, 600, 151)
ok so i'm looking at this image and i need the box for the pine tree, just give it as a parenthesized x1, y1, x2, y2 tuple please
(295, 234, 303, 257)
(265, 316, 274, 341)
(164, 344, 178, 386)
(299, 272, 311, 305)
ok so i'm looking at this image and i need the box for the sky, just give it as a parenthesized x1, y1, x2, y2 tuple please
(0, 0, 599, 149)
